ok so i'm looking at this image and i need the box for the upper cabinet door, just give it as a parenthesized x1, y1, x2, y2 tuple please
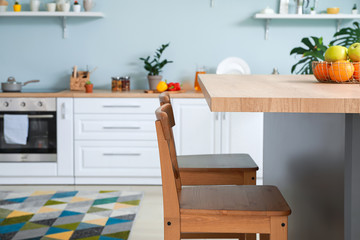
(172, 98, 221, 155)
(221, 112, 264, 179)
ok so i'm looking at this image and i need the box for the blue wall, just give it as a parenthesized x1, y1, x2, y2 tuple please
(0, 0, 356, 90)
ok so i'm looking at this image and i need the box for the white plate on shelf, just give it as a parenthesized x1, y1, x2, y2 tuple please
(216, 57, 251, 75)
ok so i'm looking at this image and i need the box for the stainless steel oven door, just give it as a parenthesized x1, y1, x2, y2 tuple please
(0, 112, 57, 162)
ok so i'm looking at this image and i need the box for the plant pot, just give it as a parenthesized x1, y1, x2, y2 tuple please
(310, 10, 316, 15)
(13, 4, 21, 11)
(353, 9, 358, 15)
(85, 84, 93, 93)
(147, 75, 163, 90)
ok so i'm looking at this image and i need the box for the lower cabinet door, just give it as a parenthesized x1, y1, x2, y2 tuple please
(75, 141, 161, 177)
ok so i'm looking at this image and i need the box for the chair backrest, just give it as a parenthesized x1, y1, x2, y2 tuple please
(159, 92, 171, 106)
(155, 104, 182, 219)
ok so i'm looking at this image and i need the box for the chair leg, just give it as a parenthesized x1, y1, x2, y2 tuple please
(164, 220, 180, 240)
(270, 216, 288, 240)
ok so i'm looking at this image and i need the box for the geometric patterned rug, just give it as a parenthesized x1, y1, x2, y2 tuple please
(0, 191, 143, 240)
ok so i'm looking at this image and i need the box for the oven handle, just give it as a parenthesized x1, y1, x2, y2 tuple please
(0, 115, 54, 119)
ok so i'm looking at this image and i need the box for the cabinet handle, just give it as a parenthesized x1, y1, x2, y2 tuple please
(61, 102, 67, 119)
(222, 112, 226, 120)
(103, 126, 141, 130)
(103, 153, 141, 156)
(102, 105, 140, 108)
(215, 112, 219, 121)
(0, 115, 53, 119)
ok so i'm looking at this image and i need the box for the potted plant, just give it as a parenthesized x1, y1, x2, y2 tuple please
(353, 4, 358, 15)
(310, 7, 316, 15)
(140, 43, 173, 90)
(13, 0, 21, 12)
(73, 0, 80, 12)
(85, 80, 93, 93)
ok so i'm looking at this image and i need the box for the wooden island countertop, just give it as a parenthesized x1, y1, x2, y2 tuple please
(198, 74, 360, 113)
(0, 89, 204, 98)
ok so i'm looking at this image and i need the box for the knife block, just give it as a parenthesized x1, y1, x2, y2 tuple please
(70, 71, 90, 91)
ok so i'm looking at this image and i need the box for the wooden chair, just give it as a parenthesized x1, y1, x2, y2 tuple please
(155, 104, 291, 240)
(159, 92, 259, 186)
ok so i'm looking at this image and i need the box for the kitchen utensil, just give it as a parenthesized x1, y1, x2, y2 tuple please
(90, 66, 98, 74)
(73, 65, 78, 78)
(216, 57, 251, 75)
(70, 71, 90, 90)
(1, 77, 40, 92)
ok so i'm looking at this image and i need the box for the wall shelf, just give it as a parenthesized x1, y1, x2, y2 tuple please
(254, 13, 360, 40)
(0, 12, 104, 39)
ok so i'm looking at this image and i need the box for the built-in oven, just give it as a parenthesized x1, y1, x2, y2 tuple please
(0, 98, 57, 162)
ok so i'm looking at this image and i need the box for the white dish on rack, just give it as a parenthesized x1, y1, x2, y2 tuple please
(216, 57, 251, 75)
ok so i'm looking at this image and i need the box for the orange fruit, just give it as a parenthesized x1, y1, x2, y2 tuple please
(353, 62, 360, 81)
(313, 62, 330, 81)
(328, 60, 354, 82)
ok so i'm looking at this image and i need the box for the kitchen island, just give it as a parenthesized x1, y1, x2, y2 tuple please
(199, 74, 359, 240)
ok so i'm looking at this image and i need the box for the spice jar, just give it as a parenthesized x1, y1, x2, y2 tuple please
(122, 76, 130, 91)
(111, 77, 122, 92)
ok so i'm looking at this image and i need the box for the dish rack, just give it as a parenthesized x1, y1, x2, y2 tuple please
(312, 61, 360, 83)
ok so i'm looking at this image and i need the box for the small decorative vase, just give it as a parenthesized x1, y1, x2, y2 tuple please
(13, 3, 21, 11)
(310, 10, 316, 15)
(73, 4, 81, 12)
(30, 0, 40, 11)
(85, 84, 93, 93)
(147, 75, 163, 90)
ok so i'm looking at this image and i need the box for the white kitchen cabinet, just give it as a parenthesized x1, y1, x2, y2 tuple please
(172, 98, 264, 181)
(57, 98, 74, 177)
(172, 98, 221, 155)
(73, 98, 161, 185)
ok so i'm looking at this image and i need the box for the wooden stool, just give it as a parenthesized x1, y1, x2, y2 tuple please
(155, 104, 291, 240)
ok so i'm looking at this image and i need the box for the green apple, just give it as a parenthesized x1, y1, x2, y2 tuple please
(324, 46, 348, 62)
(348, 43, 360, 62)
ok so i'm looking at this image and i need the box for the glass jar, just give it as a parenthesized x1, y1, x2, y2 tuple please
(194, 66, 206, 91)
(122, 76, 130, 91)
(111, 77, 122, 92)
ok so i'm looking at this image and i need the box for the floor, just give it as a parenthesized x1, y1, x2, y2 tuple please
(0, 185, 164, 240)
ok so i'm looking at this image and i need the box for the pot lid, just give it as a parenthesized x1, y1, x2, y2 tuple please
(4, 77, 20, 84)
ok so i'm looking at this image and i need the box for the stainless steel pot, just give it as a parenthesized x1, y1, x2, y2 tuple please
(1, 77, 40, 92)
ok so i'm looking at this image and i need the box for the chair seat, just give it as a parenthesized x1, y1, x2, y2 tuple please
(178, 153, 258, 171)
(180, 185, 291, 216)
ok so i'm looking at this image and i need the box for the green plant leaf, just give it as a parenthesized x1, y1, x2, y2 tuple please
(290, 36, 327, 74)
(330, 21, 360, 47)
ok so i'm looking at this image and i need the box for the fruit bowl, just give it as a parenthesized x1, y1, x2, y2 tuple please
(312, 61, 360, 83)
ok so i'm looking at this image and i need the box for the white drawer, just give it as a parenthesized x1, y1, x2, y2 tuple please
(74, 98, 159, 114)
(74, 114, 156, 140)
(75, 141, 161, 177)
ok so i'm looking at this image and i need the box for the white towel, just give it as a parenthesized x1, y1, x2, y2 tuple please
(4, 114, 29, 145)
